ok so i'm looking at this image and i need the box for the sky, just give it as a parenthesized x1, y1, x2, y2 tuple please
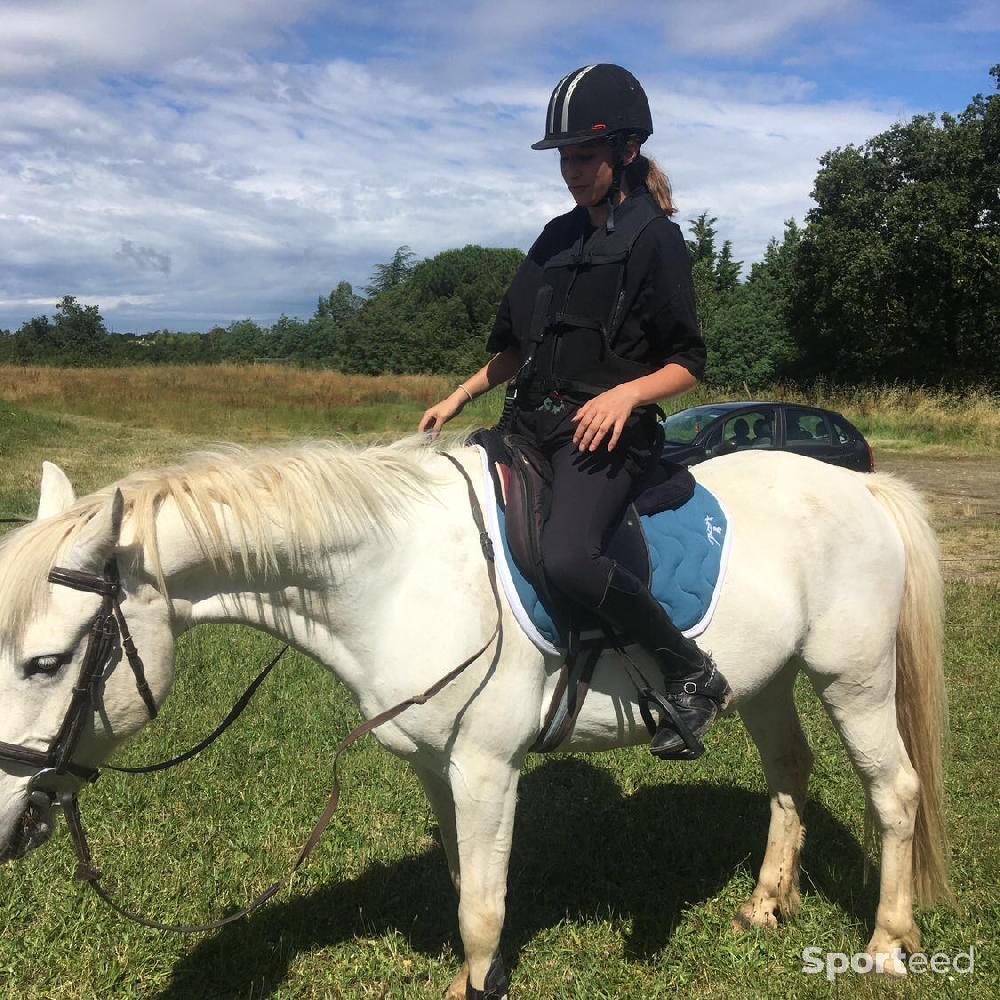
(1, 1, 997, 333)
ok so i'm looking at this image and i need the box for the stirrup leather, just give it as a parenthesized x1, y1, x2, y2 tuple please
(637, 687, 706, 760)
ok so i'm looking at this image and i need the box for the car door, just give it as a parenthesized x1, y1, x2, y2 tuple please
(780, 407, 842, 465)
(720, 407, 777, 453)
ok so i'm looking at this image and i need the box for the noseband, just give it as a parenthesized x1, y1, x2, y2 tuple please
(0, 560, 158, 788)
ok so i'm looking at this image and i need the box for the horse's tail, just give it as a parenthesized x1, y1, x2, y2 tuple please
(864, 472, 952, 906)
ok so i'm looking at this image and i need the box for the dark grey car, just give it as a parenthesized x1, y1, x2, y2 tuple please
(661, 401, 875, 472)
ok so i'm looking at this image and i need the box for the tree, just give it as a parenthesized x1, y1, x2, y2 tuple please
(344, 245, 524, 374)
(364, 246, 417, 298)
(788, 67, 1000, 383)
(685, 212, 744, 348)
(316, 281, 364, 324)
(706, 220, 802, 387)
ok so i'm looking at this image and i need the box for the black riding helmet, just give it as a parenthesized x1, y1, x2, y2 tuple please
(531, 64, 652, 150)
(534, 64, 653, 231)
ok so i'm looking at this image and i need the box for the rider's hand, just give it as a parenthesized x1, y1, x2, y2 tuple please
(418, 391, 466, 438)
(571, 384, 640, 452)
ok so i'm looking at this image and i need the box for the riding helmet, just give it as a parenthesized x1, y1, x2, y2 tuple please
(532, 64, 653, 150)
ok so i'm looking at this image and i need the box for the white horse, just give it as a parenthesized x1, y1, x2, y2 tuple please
(0, 439, 950, 997)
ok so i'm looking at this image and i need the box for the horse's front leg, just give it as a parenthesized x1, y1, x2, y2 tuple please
(412, 763, 472, 1000)
(450, 750, 520, 1000)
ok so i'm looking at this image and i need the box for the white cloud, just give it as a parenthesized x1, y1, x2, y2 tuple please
(0, 0, 328, 80)
(660, 0, 868, 57)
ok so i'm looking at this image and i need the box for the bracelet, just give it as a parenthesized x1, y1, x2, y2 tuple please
(456, 384, 474, 403)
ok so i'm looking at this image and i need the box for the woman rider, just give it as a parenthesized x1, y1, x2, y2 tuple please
(419, 64, 731, 760)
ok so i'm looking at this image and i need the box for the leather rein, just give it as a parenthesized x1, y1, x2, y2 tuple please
(0, 453, 502, 933)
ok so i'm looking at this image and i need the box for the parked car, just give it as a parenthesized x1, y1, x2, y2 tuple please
(661, 401, 875, 472)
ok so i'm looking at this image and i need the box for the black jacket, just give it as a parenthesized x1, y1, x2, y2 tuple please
(486, 187, 705, 384)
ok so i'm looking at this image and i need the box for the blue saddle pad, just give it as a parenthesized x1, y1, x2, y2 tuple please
(495, 483, 729, 648)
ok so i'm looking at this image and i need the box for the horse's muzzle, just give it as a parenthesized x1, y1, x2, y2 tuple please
(0, 792, 56, 864)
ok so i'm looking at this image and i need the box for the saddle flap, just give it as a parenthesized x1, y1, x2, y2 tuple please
(502, 434, 553, 594)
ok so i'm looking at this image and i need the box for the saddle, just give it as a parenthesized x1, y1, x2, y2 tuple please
(466, 427, 698, 752)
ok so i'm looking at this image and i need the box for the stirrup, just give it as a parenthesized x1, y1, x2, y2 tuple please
(638, 688, 706, 761)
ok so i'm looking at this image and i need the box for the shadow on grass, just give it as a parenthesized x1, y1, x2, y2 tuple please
(155, 758, 876, 1000)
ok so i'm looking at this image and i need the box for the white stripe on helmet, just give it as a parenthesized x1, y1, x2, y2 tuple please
(560, 64, 597, 134)
(547, 72, 573, 136)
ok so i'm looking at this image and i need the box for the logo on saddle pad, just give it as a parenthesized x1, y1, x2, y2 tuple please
(705, 514, 723, 547)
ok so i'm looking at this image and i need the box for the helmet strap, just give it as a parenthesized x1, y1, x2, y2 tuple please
(605, 133, 629, 233)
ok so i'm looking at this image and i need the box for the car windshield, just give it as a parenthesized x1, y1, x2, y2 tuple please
(662, 406, 730, 444)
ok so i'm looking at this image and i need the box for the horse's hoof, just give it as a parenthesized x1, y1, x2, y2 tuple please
(732, 899, 778, 932)
(866, 925, 921, 976)
(867, 949, 909, 976)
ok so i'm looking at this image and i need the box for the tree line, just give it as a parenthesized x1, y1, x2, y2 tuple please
(1, 67, 996, 387)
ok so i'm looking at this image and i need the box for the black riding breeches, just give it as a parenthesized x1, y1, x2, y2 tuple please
(510, 398, 662, 610)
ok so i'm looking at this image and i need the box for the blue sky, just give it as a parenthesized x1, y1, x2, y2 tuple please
(1, 0, 997, 333)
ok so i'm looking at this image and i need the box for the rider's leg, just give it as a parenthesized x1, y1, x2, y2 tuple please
(597, 562, 732, 759)
(539, 432, 731, 760)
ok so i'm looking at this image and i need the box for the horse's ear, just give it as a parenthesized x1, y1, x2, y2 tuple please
(66, 490, 125, 571)
(37, 462, 76, 520)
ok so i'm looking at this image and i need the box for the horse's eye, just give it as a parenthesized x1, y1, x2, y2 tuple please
(25, 654, 69, 678)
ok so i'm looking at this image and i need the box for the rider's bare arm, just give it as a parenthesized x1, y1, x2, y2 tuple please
(454, 346, 522, 403)
(418, 346, 523, 434)
(616, 362, 700, 408)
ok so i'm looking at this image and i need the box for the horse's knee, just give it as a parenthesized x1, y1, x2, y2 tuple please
(459, 898, 504, 952)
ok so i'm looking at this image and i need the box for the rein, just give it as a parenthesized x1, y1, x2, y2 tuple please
(4, 452, 503, 933)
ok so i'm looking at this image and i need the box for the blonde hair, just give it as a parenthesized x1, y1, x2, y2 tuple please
(625, 152, 676, 215)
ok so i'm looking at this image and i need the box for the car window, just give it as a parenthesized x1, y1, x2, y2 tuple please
(662, 406, 729, 444)
(832, 417, 857, 446)
(786, 408, 832, 445)
(724, 410, 775, 449)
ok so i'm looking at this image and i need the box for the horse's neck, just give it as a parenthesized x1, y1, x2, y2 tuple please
(146, 493, 409, 684)
(131, 452, 490, 720)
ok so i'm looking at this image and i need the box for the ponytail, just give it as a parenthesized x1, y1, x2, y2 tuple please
(623, 152, 677, 216)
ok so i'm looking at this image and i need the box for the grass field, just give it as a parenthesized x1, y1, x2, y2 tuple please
(0, 368, 997, 999)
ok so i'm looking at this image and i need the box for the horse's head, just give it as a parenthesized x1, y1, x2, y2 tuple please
(0, 463, 176, 863)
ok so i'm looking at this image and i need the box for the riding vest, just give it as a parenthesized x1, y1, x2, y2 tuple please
(514, 190, 667, 407)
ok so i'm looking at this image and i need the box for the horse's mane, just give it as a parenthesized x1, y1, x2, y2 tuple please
(0, 436, 455, 651)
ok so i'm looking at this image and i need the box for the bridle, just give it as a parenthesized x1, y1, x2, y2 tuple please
(0, 561, 158, 789)
(0, 452, 502, 933)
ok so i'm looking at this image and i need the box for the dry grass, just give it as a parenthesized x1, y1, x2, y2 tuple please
(0, 365, 477, 440)
(1, 366, 997, 455)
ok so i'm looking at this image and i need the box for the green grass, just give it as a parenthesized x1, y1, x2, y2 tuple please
(0, 387, 996, 999)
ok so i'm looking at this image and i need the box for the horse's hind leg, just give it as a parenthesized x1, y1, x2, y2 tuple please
(805, 645, 921, 974)
(733, 663, 813, 931)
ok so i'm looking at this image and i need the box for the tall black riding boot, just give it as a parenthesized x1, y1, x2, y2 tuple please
(597, 565, 732, 760)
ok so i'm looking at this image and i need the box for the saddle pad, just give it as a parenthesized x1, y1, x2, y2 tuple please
(475, 447, 732, 656)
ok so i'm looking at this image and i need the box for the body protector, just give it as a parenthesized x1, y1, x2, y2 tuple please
(514, 190, 665, 408)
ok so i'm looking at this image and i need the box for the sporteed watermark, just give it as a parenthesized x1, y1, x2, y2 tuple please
(802, 946, 976, 980)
